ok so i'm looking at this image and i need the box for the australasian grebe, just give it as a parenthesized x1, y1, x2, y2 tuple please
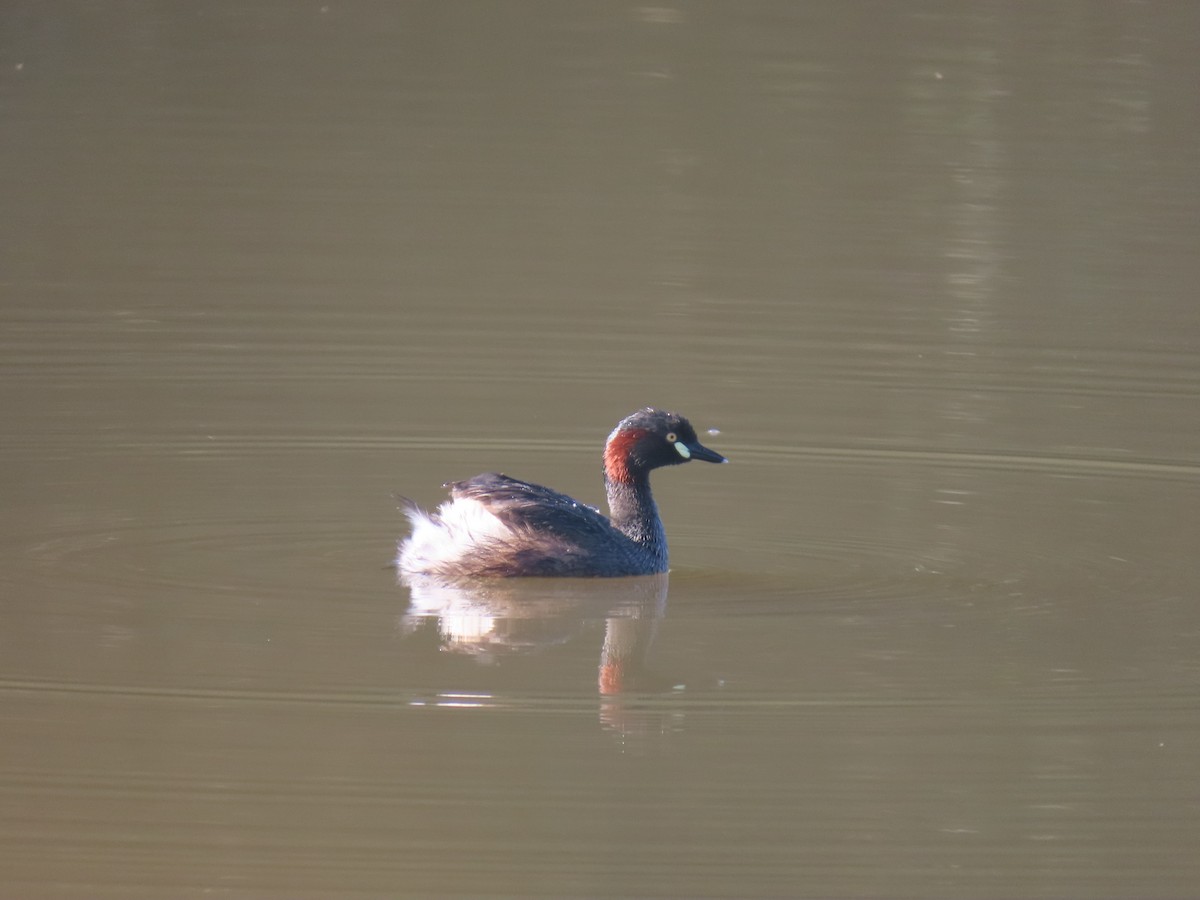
(397, 408, 727, 578)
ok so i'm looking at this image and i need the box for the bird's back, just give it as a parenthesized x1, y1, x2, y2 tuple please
(397, 473, 661, 577)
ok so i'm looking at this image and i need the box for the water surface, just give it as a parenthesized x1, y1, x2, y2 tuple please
(2, 2, 1199, 898)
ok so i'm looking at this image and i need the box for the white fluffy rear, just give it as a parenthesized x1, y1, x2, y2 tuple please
(397, 497, 515, 576)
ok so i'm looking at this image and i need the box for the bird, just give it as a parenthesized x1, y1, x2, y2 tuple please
(396, 407, 726, 577)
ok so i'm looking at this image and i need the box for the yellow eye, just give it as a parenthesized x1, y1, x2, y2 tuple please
(665, 432, 677, 442)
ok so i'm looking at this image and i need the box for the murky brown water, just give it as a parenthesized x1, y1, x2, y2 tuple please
(3, 2, 1199, 897)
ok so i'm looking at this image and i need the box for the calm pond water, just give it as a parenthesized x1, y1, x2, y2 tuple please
(3, 2, 1199, 898)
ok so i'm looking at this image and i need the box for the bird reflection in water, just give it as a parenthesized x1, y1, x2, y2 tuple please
(397, 572, 680, 744)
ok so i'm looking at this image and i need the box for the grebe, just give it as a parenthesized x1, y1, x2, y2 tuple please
(397, 408, 726, 577)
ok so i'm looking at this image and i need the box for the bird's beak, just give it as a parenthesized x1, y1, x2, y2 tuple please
(683, 441, 727, 464)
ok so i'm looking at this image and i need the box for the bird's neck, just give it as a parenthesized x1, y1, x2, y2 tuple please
(605, 473, 668, 566)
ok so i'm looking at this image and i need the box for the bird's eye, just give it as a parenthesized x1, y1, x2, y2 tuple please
(665, 432, 677, 442)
